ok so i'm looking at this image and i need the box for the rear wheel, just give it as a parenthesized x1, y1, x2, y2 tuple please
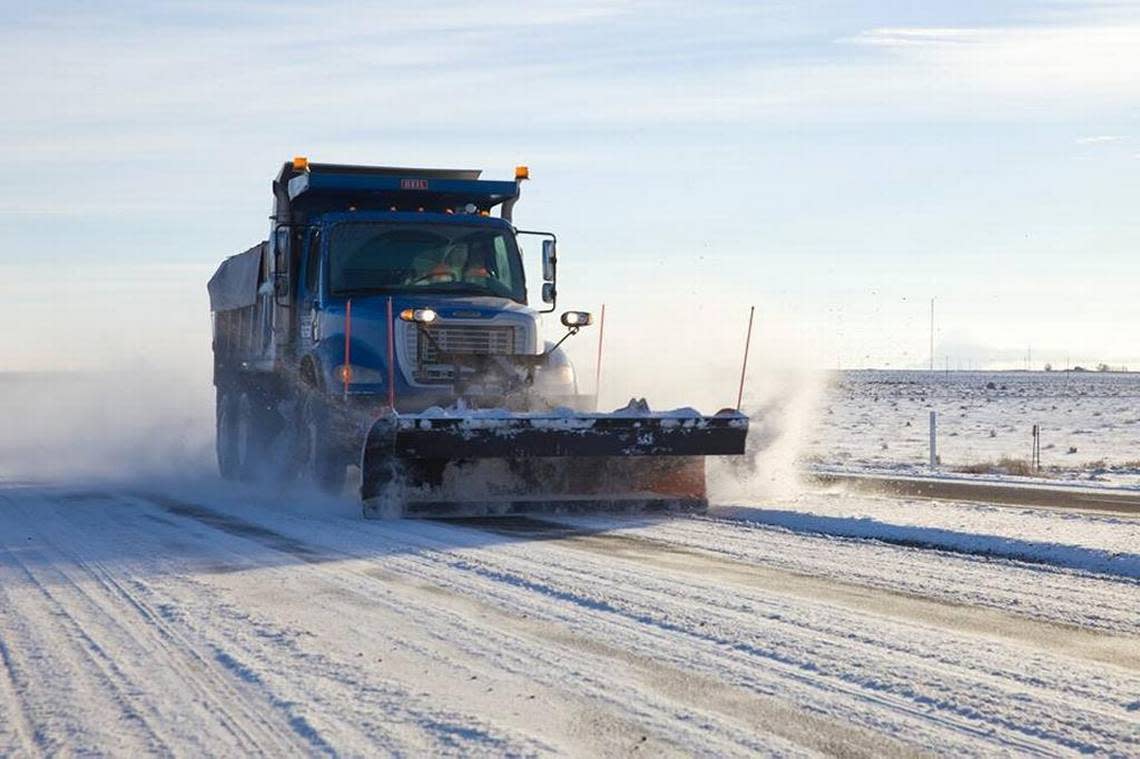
(217, 386, 285, 482)
(234, 392, 263, 481)
(216, 390, 241, 480)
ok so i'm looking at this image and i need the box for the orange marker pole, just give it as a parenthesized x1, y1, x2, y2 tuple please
(343, 299, 352, 400)
(386, 297, 396, 410)
(736, 306, 755, 411)
(594, 303, 606, 409)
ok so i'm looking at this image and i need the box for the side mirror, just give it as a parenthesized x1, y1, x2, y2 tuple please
(541, 239, 556, 282)
(541, 282, 556, 304)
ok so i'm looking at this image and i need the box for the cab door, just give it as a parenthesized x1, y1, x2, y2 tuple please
(297, 227, 322, 354)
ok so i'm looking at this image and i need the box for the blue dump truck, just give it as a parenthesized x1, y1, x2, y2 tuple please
(208, 158, 748, 517)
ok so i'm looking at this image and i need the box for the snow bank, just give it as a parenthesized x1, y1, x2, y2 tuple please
(714, 500, 1140, 580)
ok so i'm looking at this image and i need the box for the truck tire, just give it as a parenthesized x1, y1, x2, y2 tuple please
(300, 391, 347, 493)
(216, 390, 241, 480)
(235, 392, 264, 481)
(218, 387, 275, 481)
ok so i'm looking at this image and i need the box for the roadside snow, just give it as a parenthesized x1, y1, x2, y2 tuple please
(805, 370, 1140, 485)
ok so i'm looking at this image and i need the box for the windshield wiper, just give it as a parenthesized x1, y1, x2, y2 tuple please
(409, 285, 497, 296)
(331, 286, 402, 297)
(331, 285, 516, 299)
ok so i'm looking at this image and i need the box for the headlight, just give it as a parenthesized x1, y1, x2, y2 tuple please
(399, 308, 437, 323)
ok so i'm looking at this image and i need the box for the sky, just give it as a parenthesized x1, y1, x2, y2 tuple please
(4, 0, 1140, 383)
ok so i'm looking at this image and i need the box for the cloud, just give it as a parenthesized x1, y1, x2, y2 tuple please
(845, 24, 1140, 102)
(1076, 135, 1124, 144)
(6, 3, 1140, 163)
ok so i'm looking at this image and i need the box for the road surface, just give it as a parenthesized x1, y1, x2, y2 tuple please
(1, 480, 1137, 756)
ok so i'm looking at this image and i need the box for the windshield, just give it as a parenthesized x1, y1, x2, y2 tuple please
(328, 222, 526, 303)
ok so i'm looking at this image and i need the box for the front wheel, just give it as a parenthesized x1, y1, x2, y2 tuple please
(300, 391, 348, 493)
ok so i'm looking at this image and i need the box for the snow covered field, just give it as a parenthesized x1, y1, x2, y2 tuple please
(807, 370, 1140, 486)
(2, 477, 1137, 756)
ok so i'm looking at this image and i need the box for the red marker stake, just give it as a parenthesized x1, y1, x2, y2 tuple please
(386, 297, 396, 410)
(736, 306, 755, 411)
(343, 299, 352, 400)
(594, 303, 606, 408)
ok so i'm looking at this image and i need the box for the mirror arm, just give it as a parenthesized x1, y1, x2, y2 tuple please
(413, 322, 472, 393)
(413, 322, 447, 357)
(544, 326, 580, 356)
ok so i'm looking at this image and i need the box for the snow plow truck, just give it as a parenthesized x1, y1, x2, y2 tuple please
(208, 158, 749, 517)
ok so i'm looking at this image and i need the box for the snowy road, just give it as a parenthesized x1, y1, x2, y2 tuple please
(1, 481, 1138, 756)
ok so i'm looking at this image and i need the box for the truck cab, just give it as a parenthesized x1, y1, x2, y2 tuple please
(295, 208, 572, 410)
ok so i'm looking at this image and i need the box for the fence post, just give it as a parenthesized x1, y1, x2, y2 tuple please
(1032, 424, 1041, 472)
(929, 411, 938, 469)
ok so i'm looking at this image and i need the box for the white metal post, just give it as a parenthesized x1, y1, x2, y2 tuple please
(929, 411, 937, 469)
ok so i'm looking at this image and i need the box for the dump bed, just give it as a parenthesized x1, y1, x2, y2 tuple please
(208, 242, 269, 381)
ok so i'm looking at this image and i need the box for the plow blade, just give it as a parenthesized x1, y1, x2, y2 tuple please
(360, 410, 748, 518)
(384, 411, 748, 459)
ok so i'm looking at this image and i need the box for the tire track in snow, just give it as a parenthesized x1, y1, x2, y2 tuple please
(549, 512, 1140, 635)
(0, 492, 320, 756)
(12, 484, 1138, 755)
(143, 492, 1139, 755)
(420, 524, 1140, 755)
(0, 548, 173, 755)
(98, 493, 564, 756)
(220, 506, 1133, 755)
(137, 494, 819, 756)
(72, 567, 314, 754)
(0, 600, 40, 757)
(470, 516, 1140, 668)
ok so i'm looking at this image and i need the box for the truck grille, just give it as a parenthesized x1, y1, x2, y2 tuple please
(404, 324, 520, 384)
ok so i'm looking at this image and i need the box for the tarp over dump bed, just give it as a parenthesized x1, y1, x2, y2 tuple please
(207, 243, 264, 312)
